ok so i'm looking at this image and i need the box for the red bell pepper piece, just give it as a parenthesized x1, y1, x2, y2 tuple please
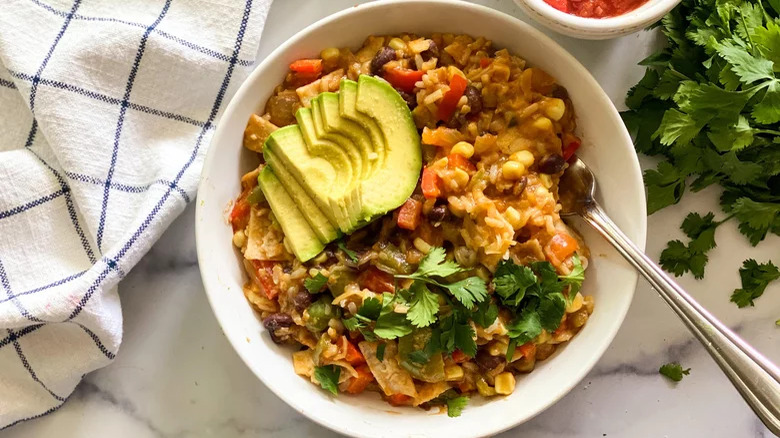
(384, 68, 425, 93)
(397, 198, 422, 231)
(452, 349, 470, 363)
(562, 133, 582, 161)
(518, 342, 536, 359)
(229, 189, 251, 232)
(289, 59, 323, 74)
(480, 58, 491, 68)
(421, 167, 442, 199)
(388, 393, 413, 406)
(358, 266, 396, 293)
(547, 232, 579, 266)
(447, 153, 476, 172)
(437, 73, 468, 121)
(345, 365, 374, 394)
(251, 260, 281, 299)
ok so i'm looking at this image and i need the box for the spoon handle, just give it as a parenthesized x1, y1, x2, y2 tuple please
(581, 201, 780, 434)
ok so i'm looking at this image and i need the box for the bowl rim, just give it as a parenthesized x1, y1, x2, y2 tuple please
(514, 0, 681, 33)
(196, 1, 647, 436)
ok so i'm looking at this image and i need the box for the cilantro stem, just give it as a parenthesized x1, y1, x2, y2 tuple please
(667, 68, 691, 81)
(738, 9, 757, 53)
(396, 274, 445, 288)
(755, 129, 780, 136)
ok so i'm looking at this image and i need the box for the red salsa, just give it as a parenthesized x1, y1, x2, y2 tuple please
(544, 0, 648, 17)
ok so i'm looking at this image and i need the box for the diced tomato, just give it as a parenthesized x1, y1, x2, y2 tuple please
(421, 126, 465, 148)
(289, 59, 323, 74)
(397, 198, 422, 231)
(384, 68, 425, 93)
(518, 342, 536, 359)
(479, 58, 491, 68)
(452, 349, 470, 363)
(544, 0, 569, 12)
(229, 189, 251, 232)
(346, 365, 374, 394)
(546, 232, 579, 266)
(388, 393, 413, 406)
(562, 133, 582, 161)
(343, 338, 366, 365)
(447, 153, 476, 172)
(358, 266, 396, 293)
(437, 73, 468, 121)
(251, 260, 281, 299)
(421, 167, 442, 199)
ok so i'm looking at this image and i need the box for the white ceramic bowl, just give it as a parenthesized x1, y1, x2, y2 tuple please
(196, 1, 646, 437)
(514, 0, 680, 39)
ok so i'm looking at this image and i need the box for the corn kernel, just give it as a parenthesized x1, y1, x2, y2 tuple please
(232, 230, 246, 248)
(543, 98, 566, 121)
(494, 372, 516, 395)
(388, 37, 406, 51)
(532, 116, 553, 132)
(540, 174, 553, 189)
(487, 341, 508, 356)
(566, 292, 584, 313)
(476, 377, 497, 397)
(320, 47, 340, 61)
(451, 141, 475, 159)
(504, 206, 522, 229)
(452, 168, 470, 188)
(445, 365, 464, 381)
(511, 150, 535, 167)
(413, 237, 432, 254)
(502, 161, 526, 180)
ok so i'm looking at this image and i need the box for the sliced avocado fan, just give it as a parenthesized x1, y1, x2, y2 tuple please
(259, 74, 421, 261)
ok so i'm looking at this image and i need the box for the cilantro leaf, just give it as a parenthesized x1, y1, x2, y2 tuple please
(715, 40, 774, 84)
(376, 343, 386, 361)
(659, 362, 690, 382)
(342, 316, 363, 332)
(644, 161, 686, 214)
(538, 293, 567, 332)
(446, 396, 469, 417)
(660, 239, 708, 279)
(304, 273, 328, 294)
(415, 247, 465, 278)
(439, 312, 477, 357)
(493, 260, 536, 307)
(358, 297, 382, 320)
(444, 276, 488, 310)
(313, 365, 341, 395)
(507, 307, 543, 345)
(406, 282, 440, 327)
(559, 253, 585, 301)
(732, 198, 780, 246)
(530, 261, 565, 296)
(730, 259, 780, 308)
(373, 293, 414, 340)
(472, 299, 499, 329)
(337, 241, 358, 263)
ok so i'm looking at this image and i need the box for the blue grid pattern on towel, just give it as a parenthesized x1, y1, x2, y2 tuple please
(0, 0, 258, 428)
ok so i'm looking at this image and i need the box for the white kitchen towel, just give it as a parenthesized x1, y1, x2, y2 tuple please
(0, 0, 272, 428)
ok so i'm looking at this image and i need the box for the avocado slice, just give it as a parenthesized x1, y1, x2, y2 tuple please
(316, 92, 377, 177)
(295, 108, 362, 230)
(353, 75, 421, 216)
(263, 125, 353, 232)
(339, 79, 385, 169)
(263, 148, 340, 243)
(257, 167, 324, 262)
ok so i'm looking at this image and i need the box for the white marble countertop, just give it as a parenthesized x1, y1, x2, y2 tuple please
(4, 1, 779, 437)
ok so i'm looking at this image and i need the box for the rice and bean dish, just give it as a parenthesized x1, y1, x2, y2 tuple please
(230, 33, 592, 415)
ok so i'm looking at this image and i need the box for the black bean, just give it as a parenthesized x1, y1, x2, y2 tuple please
(475, 350, 506, 371)
(396, 88, 417, 109)
(427, 204, 449, 222)
(464, 86, 482, 115)
(538, 154, 566, 174)
(421, 40, 439, 61)
(512, 176, 528, 196)
(445, 111, 466, 129)
(371, 46, 396, 75)
(292, 290, 313, 311)
(262, 313, 294, 344)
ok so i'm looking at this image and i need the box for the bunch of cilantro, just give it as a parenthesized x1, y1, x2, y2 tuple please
(621, 0, 780, 308)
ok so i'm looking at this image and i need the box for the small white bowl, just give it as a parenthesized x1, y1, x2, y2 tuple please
(196, 1, 646, 437)
(514, 0, 680, 39)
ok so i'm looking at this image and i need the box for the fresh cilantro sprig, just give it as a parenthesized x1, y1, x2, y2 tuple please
(304, 272, 328, 293)
(397, 247, 488, 310)
(446, 396, 469, 418)
(659, 362, 690, 382)
(730, 259, 780, 308)
(337, 240, 358, 263)
(621, 0, 779, 299)
(313, 365, 341, 395)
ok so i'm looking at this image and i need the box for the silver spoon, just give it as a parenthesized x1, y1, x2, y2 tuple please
(559, 157, 780, 434)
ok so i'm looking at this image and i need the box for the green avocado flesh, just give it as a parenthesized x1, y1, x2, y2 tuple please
(259, 74, 421, 261)
(257, 167, 324, 262)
